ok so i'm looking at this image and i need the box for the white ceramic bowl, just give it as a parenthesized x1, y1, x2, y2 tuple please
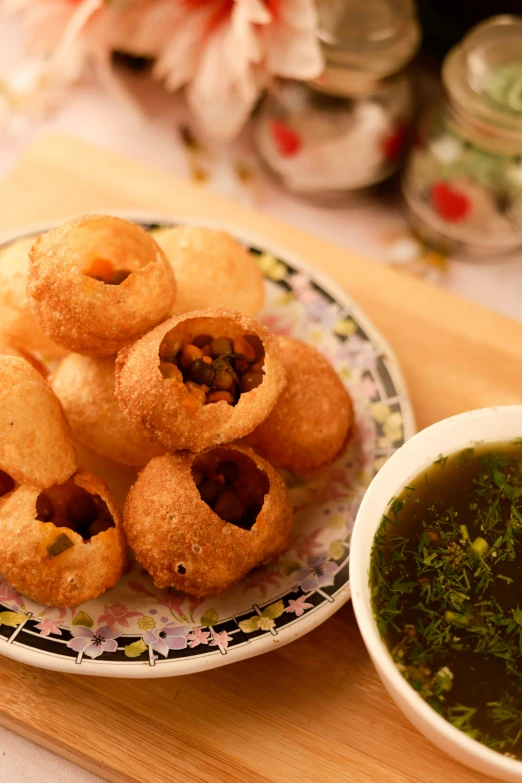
(350, 405, 522, 782)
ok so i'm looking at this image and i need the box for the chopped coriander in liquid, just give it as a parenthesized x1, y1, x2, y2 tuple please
(371, 441, 522, 757)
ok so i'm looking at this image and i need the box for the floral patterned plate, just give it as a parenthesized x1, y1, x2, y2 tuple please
(0, 212, 415, 677)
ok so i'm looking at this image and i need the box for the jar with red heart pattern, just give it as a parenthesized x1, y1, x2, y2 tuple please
(253, 0, 420, 204)
(402, 16, 522, 259)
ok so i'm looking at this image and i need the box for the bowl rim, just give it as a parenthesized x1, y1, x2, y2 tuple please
(350, 405, 522, 778)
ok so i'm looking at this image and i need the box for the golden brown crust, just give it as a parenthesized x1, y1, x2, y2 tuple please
(153, 226, 264, 316)
(0, 236, 67, 357)
(246, 336, 354, 473)
(115, 308, 286, 452)
(0, 470, 127, 607)
(124, 444, 293, 595)
(51, 354, 166, 468)
(28, 215, 177, 356)
(0, 339, 47, 377)
(0, 356, 77, 487)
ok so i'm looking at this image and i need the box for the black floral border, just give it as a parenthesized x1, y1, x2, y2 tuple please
(0, 220, 408, 666)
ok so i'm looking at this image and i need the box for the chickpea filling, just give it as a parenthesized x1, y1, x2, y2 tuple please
(0, 469, 15, 498)
(159, 328, 265, 406)
(36, 479, 115, 555)
(192, 448, 269, 530)
(85, 258, 132, 285)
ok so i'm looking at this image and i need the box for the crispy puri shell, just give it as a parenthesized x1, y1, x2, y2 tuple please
(0, 236, 67, 357)
(115, 308, 286, 452)
(0, 338, 47, 377)
(153, 226, 265, 316)
(124, 444, 293, 595)
(28, 215, 177, 356)
(0, 357, 76, 487)
(246, 336, 354, 473)
(51, 354, 165, 468)
(0, 470, 127, 607)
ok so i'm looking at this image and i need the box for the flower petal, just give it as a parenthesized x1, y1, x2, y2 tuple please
(69, 625, 94, 639)
(300, 574, 319, 592)
(142, 630, 158, 646)
(317, 561, 338, 587)
(307, 555, 327, 568)
(83, 641, 104, 659)
(167, 635, 188, 651)
(293, 567, 312, 584)
(152, 637, 170, 658)
(68, 636, 91, 653)
(164, 625, 188, 638)
(102, 639, 118, 654)
(96, 625, 120, 640)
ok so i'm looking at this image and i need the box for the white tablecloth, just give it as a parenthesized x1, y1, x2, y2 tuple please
(0, 15, 521, 783)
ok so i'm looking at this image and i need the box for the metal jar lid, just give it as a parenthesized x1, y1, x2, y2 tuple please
(443, 15, 522, 152)
(312, 0, 421, 96)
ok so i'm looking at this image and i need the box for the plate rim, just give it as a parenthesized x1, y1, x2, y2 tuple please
(0, 210, 416, 678)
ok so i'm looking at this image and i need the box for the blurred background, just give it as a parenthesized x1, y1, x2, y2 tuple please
(0, 0, 521, 320)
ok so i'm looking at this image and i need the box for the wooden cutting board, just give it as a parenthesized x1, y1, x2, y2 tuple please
(0, 133, 521, 783)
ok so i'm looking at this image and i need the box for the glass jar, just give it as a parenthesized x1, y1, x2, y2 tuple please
(403, 16, 522, 259)
(253, 0, 421, 204)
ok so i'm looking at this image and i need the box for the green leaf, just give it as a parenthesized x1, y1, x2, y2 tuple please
(46, 532, 74, 558)
(279, 560, 301, 576)
(0, 611, 26, 628)
(238, 616, 261, 634)
(124, 639, 148, 658)
(328, 540, 345, 560)
(200, 608, 218, 627)
(72, 611, 93, 628)
(262, 600, 285, 620)
(513, 607, 522, 627)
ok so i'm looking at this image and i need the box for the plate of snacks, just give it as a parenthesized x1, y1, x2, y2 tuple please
(0, 213, 414, 676)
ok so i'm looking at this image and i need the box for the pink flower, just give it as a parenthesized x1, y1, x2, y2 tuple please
(0, 579, 24, 608)
(210, 629, 234, 649)
(258, 314, 293, 336)
(143, 624, 188, 658)
(98, 601, 142, 630)
(186, 627, 210, 648)
(360, 375, 379, 400)
(294, 528, 323, 560)
(242, 567, 282, 597)
(286, 595, 313, 616)
(154, 0, 323, 139)
(156, 590, 203, 622)
(6, 0, 323, 140)
(35, 617, 63, 637)
(67, 625, 119, 659)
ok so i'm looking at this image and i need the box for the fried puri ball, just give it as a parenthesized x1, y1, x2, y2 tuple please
(115, 308, 286, 452)
(0, 357, 76, 495)
(0, 338, 47, 377)
(51, 354, 165, 468)
(0, 469, 126, 606)
(153, 226, 264, 316)
(124, 444, 292, 596)
(0, 236, 66, 357)
(246, 336, 354, 473)
(28, 215, 177, 357)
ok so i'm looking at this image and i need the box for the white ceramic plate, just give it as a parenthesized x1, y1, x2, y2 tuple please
(0, 212, 415, 677)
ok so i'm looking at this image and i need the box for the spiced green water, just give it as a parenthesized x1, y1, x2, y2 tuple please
(371, 441, 522, 758)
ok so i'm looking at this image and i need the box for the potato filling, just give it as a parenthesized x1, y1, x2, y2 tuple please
(0, 470, 15, 498)
(85, 258, 131, 285)
(36, 480, 115, 546)
(159, 329, 265, 406)
(192, 449, 269, 529)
